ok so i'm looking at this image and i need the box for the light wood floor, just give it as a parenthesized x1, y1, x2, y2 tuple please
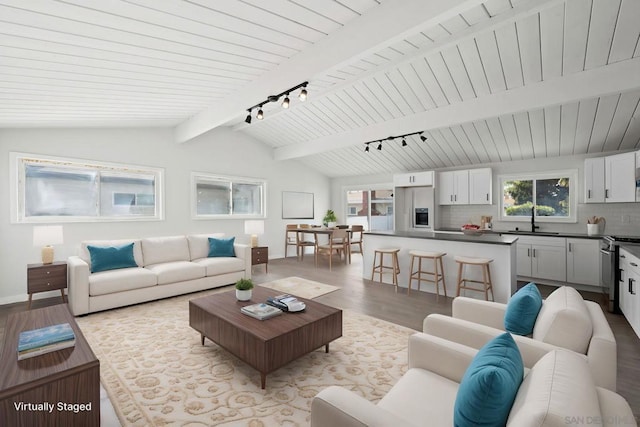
(2, 253, 638, 416)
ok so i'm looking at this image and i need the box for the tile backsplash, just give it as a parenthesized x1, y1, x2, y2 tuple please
(439, 203, 640, 236)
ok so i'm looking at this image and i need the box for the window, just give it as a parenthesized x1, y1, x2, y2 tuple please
(192, 172, 265, 218)
(345, 187, 394, 231)
(499, 170, 577, 222)
(11, 153, 163, 223)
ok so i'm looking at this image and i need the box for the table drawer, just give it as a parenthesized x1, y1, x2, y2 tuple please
(28, 265, 67, 293)
(252, 248, 268, 264)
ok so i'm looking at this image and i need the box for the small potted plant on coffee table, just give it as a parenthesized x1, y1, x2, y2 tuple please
(235, 278, 254, 301)
(323, 209, 338, 228)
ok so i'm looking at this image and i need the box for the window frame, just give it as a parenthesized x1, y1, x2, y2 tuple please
(10, 152, 164, 224)
(191, 172, 267, 220)
(498, 169, 578, 223)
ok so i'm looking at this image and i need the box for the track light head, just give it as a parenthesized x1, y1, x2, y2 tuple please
(245, 110, 252, 124)
(377, 142, 382, 151)
(257, 109, 264, 120)
(267, 95, 279, 103)
(299, 88, 307, 101)
(282, 95, 290, 109)
(420, 135, 427, 142)
(402, 138, 407, 147)
(364, 145, 369, 152)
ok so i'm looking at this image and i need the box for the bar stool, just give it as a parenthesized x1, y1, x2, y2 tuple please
(371, 248, 401, 291)
(454, 256, 494, 301)
(408, 250, 447, 299)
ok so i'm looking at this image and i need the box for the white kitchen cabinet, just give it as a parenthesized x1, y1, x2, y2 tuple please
(605, 152, 636, 203)
(438, 170, 469, 205)
(619, 248, 640, 338)
(584, 157, 605, 203)
(584, 152, 636, 203)
(566, 238, 600, 287)
(394, 171, 434, 187)
(516, 236, 566, 282)
(468, 168, 492, 205)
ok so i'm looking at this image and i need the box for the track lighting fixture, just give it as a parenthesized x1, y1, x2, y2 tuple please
(363, 131, 428, 152)
(244, 81, 308, 123)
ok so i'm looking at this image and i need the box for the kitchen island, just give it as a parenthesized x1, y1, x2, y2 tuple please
(363, 230, 519, 303)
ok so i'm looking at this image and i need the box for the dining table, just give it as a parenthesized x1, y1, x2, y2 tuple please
(293, 227, 353, 264)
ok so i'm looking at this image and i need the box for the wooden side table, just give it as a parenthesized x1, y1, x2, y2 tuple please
(251, 246, 268, 273)
(27, 261, 67, 309)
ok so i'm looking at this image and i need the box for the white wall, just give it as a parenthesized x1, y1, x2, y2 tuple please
(0, 127, 330, 304)
(330, 153, 640, 236)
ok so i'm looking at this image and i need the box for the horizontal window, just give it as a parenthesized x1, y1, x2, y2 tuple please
(11, 153, 164, 223)
(192, 173, 265, 219)
(499, 170, 577, 223)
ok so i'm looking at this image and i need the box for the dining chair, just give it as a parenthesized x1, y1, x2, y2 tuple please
(349, 225, 364, 255)
(284, 224, 298, 258)
(296, 224, 315, 260)
(315, 228, 348, 271)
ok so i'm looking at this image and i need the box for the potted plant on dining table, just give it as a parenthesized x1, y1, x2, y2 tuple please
(323, 210, 338, 228)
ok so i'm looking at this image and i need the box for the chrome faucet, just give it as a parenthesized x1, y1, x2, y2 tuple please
(531, 206, 540, 233)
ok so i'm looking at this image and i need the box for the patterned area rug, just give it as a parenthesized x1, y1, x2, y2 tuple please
(76, 287, 413, 426)
(258, 276, 339, 299)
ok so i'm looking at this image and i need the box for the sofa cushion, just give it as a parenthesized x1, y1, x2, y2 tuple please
(80, 239, 143, 271)
(533, 286, 593, 354)
(507, 350, 601, 427)
(504, 283, 542, 336)
(192, 257, 246, 276)
(87, 243, 138, 273)
(144, 261, 205, 285)
(454, 332, 523, 427)
(141, 236, 191, 266)
(89, 267, 157, 296)
(208, 237, 236, 257)
(187, 233, 225, 260)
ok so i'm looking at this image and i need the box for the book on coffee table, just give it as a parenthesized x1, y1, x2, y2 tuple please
(17, 322, 76, 360)
(241, 303, 283, 320)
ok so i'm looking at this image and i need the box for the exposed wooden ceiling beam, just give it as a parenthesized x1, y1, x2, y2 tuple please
(173, 0, 484, 143)
(274, 57, 640, 161)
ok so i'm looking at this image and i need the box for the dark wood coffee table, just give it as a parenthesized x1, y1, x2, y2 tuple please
(189, 286, 342, 389)
(0, 304, 100, 426)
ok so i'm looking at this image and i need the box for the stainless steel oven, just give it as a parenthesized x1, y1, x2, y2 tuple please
(414, 208, 429, 228)
(600, 237, 617, 313)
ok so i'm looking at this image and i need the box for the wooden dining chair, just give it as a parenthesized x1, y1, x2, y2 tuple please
(296, 224, 315, 260)
(315, 228, 348, 271)
(284, 224, 298, 258)
(349, 225, 364, 255)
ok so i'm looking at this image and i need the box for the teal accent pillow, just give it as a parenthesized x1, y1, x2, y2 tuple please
(208, 237, 236, 257)
(454, 333, 524, 427)
(87, 243, 137, 273)
(504, 283, 543, 335)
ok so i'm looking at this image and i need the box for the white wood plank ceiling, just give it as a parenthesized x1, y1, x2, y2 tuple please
(1, 0, 639, 177)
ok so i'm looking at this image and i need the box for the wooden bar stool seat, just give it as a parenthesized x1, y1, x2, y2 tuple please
(371, 248, 401, 291)
(408, 250, 447, 299)
(454, 255, 494, 301)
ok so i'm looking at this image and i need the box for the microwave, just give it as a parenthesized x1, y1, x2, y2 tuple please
(414, 208, 429, 228)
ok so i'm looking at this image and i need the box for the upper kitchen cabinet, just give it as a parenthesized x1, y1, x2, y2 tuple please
(438, 168, 492, 205)
(393, 171, 434, 188)
(438, 170, 469, 205)
(584, 152, 636, 203)
(468, 168, 492, 205)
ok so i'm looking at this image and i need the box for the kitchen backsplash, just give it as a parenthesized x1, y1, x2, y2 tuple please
(439, 203, 640, 236)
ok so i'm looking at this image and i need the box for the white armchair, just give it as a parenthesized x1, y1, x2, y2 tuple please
(423, 286, 617, 391)
(311, 333, 635, 427)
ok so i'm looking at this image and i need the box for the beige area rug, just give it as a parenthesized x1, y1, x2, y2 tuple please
(257, 276, 339, 299)
(76, 288, 414, 426)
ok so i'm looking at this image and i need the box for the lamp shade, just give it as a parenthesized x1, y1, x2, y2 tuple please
(244, 220, 264, 236)
(33, 225, 64, 246)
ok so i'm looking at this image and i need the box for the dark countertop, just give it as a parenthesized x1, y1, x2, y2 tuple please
(621, 243, 640, 260)
(364, 230, 518, 246)
(436, 228, 603, 240)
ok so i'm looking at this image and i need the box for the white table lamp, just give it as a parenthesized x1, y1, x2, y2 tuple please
(33, 225, 64, 264)
(244, 220, 264, 248)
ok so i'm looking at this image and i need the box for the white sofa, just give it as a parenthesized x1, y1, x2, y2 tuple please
(423, 286, 617, 391)
(67, 234, 251, 316)
(311, 333, 636, 427)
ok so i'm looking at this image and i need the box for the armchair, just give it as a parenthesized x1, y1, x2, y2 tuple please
(423, 286, 617, 391)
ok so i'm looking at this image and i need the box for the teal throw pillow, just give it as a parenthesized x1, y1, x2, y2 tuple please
(88, 243, 137, 273)
(208, 237, 236, 257)
(504, 283, 543, 335)
(454, 332, 524, 427)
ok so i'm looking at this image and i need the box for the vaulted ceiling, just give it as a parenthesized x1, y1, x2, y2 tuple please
(1, 0, 639, 177)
